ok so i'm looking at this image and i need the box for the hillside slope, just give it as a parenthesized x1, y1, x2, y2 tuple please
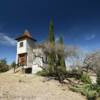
(0, 73, 86, 100)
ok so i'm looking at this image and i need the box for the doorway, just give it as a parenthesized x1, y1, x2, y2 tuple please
(18, 53, 27, 66)
(25, 68, 32, 74)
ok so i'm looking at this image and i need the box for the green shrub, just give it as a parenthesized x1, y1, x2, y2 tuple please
(57, 66, 66, 75)
(81, 73, 91, 84)
(70, 84, 97, 100)
(36, 70, 50, 76)
(97, 70, 100, 86)
(72, 68, 81, 73)
(96, 86, 100, 94)
(0, 65, 9, 72)
(87, 91, 97, 100)
(0, 59, 9, 72)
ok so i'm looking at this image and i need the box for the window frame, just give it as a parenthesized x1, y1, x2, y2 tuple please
(19, 42, 24, 47)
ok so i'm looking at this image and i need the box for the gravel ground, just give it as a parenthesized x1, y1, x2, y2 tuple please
(0, 73, 86, 100)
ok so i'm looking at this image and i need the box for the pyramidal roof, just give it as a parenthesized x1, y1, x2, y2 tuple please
(15, 29, 36, 41)
(23, 29, 31, 37)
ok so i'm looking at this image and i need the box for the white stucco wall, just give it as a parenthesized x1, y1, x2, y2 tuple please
(16, 40, 28, 65)
(17, 40, 28, 54)
(16, 54, 18, 64)
(32, 48, 45, 73)
(32, 65, 42, 74)
(33, 48, 44, 65)
(27, 39, 35, 67)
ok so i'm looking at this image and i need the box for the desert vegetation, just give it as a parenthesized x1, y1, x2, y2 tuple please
(0, 59, 16, 73)
(36, 19, 100, 100)
(0, 58, 9, 73)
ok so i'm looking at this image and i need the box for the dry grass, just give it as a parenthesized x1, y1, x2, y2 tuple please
(0, 72, 86, 100)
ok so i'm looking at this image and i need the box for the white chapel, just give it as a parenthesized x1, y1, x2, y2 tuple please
(15, 30, 46, 74)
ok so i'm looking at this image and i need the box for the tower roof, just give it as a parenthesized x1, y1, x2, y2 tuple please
(15, 30, 37, 41)
(23, 29, 31, 37)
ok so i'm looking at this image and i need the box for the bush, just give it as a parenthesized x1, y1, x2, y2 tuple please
(81, 73, 91, 84)
(37, 66, 66, 83)
(57, 66, 66, 75)
(36, 70, 50, 76)
(96, 86, 100, 94)
(97, 70, 100, 86)
(0, 59, 9, 72)
(66, 68, 81, 79)
(87, 91, 97, 100)
(70, 84, 97, 100)
(0, 65, 9, 72)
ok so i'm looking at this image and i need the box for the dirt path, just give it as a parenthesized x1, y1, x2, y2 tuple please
(0, 73, 86, 100)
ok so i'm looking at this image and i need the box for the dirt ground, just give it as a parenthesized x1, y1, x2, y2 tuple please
(0, 73, 86, 100)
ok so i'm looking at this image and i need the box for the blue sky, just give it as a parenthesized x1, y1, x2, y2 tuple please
(0, 0, 100, 64)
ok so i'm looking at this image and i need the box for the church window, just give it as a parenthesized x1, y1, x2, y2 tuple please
(20, 42, 23, 47)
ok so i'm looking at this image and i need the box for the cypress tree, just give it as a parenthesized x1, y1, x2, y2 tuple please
(54, 35, 66, 83)
(59, 35, 65, 66)
(48, 18, 55, 45)
(48, 18, 56, 74)
(58, 35, 66, 73)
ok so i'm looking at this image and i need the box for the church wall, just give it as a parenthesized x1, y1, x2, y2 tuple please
(16, 54, 18, 64)
(33, 48, 44, 66)
(32, 48, 46, 73)
(17, 40, 27, 54)
(32, 65, 42, 74)
(27, 39, 35, 67)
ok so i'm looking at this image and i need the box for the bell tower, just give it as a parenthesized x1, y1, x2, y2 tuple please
(15, 30, 36, 67)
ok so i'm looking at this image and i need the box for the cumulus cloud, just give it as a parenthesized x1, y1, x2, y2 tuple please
(85, 34, 96, 40)
(0, 33, 16, 46)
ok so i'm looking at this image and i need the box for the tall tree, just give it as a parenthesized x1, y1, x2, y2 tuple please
(55, 35, 66, 82)
(48, 18, 56, 74)
(58, 35, 66, 68)
(48, 18, 55, 45)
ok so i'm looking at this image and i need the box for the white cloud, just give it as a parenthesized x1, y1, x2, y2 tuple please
(0, 33, 16, 46)
(85, 34, 96, 40)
